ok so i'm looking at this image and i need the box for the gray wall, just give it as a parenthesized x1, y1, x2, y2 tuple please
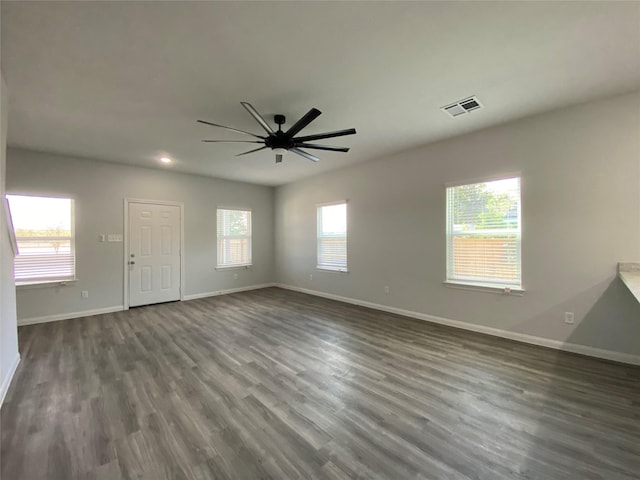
(6, 149, 274, 323)
(275, 91, 640, 356)
(5, 91, 640, 359)
(1, 73, 19, 402)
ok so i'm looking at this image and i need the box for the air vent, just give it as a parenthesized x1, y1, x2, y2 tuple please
(442, 96, 483, 117)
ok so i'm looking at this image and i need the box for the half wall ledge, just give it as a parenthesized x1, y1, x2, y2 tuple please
(618, 262, 640, 304)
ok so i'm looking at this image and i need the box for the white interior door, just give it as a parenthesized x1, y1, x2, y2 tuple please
(128, 202, 181, 307)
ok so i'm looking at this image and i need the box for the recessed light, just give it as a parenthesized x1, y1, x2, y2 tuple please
(160, 157, 172, 164)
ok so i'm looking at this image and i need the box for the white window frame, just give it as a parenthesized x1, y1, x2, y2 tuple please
(216, 207, 252, 269)
(445, 175, 523, 294)
(6, 194, 76, 286)
(317, 200, 348, 272)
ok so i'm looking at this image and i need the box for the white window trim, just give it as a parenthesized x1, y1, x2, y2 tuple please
(16, 279, 78, 289)
(214, 262, 253, 270)
(216, 207, 252, 269)
(8, 194, 77, 286)
(317, 200, 348, 272)
(316, 263, 349, 273)
(443, 281, 525, 296)
(445, 174, 523, 292)
(315, 199, 349, 208)
(444, 171, 522, 188)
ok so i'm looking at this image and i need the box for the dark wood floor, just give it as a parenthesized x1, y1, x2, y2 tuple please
(2, 287, 639, 479)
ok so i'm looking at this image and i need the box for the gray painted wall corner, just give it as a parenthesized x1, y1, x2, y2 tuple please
(274, 91, 640, 357)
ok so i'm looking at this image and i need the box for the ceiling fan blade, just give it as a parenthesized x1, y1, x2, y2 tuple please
(275, 154, 283, 163)
(285, 108, 322, 138)
(197, 120, 264, 139)
(241, 102, 274, 134)
(293, 128, 356, 143)
(294, 143, 349, 152)
(202, 140, 264, 143)
(290, 147, 320, 163)
(236, 146, 268, 157)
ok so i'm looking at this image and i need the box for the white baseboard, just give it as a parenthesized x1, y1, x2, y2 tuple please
(275, 283, 640, 367)
(17, 284, 278, 325)
(16, 283, 639, 366)
(1, 354, 20, 408)
(183, 283, 276, 301)
(18, 305, 125, 326)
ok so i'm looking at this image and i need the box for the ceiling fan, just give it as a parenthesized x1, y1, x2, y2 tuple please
(198, 102, 356, 163)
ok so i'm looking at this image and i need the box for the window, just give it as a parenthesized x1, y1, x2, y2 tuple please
(446, 176, 521, 290)
(6, 195, 75, 285)
(317, 202, 347, 271)
(217, 208, 252, 268)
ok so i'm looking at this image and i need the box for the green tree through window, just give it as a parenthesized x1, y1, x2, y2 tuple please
(446, 177, 521, 288)
(451, 182, 517, 231)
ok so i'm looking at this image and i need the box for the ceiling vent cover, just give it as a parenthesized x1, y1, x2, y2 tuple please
(442, 96, 482, 117)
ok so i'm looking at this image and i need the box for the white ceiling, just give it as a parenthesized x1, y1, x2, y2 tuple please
(2, 1, 639, 186)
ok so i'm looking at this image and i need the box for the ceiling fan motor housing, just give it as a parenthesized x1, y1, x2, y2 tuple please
(265, 131, 295, 150)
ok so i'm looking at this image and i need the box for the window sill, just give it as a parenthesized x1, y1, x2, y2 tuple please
(16, 279, 78, 289)
(215, 265, 252, 271)
(317, 266, 349, 273)
(443, 281, 524, 296)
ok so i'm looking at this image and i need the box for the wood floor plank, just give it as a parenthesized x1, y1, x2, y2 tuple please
(2, 287, 639, 479)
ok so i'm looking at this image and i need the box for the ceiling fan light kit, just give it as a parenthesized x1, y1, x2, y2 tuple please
(199, 102, 356, 164)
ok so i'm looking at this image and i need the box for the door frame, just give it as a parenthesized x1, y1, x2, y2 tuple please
(123, 198, 185, 310)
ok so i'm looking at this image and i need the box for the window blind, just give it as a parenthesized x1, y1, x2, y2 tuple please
(317, 202, 347, 271)
(6, 195, 75, 284)
(446, 177, 521, 288)
(217, 208, 252, 267)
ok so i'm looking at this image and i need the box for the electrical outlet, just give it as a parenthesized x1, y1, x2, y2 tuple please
(233, 273, 238, 280)
(564, 312, 574, 324)
(81, 290, 89, 299)
(384, 285, 390, 294)
(309, 274, 313, 281)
